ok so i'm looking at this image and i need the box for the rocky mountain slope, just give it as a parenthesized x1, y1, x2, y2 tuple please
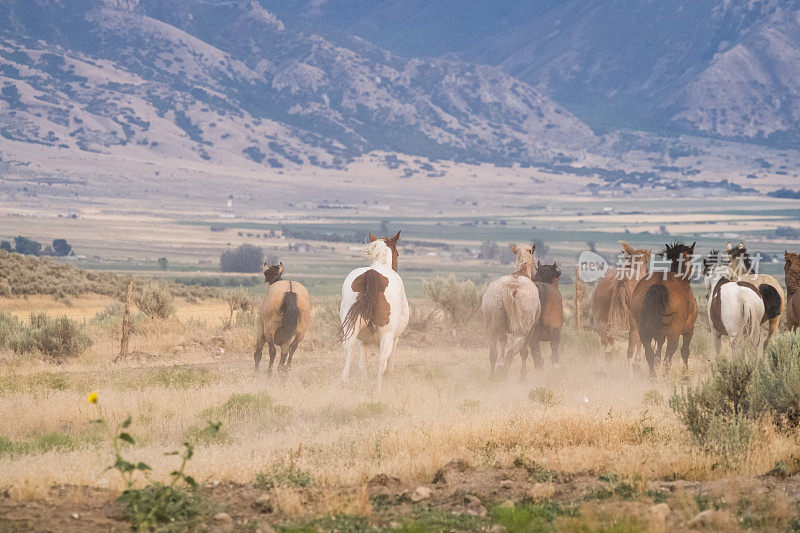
(0, 0, 593, 169)
(273, 0, 800, 147)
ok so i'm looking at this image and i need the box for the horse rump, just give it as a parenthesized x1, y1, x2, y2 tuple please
(274, 288, 300, 345)
(607, 277, 631, 332)
(639, 284, 668, 342)
(759, 284, 782, 321)
(340, 269, 390, 340)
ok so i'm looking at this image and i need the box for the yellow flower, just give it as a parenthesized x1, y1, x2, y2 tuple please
(88, 392, 98, 404)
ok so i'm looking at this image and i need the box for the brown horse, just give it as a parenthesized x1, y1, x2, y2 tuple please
(590, 242, 651, 368)
(727, 242, 784, 347)
(254, 262, 311, 373)
(786, 251, 800, 331)
(530, 261, 563, 369)
(631, 242, 698, 376)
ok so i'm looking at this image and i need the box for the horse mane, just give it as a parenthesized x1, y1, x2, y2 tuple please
(263, 263, 283, 284)
(363, 239, 392, 267)
(532, 262, 561, 284)
(730, 244, 753, 271)
(662, 240, 693, 273)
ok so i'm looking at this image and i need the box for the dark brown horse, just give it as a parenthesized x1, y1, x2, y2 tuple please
(631, 242, 698, 376)
(530, 261, 563, 369)
(786, 251, 800, 331)
(590, 242, 651, 369)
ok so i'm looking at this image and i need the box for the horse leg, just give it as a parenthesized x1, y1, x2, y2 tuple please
(680, 330, 693, 379)
(266, 342, 277, 374)
(253, 334, 266, 373)
(519, 342, 528, 382)
(764, 316, 779, 351)
(550, 328, 561, 369)
(531, 339, 544, 370)
(278, 346, 289, 372)
(626, 323, 639, 374)
(489, 333, 499, 374)
(714, 332, 722, 357)
(663, 335, 679, 376)
(375, 333, 394, 396)
(341, 336, 357, 382)
(642, 339, 656, 377)
(285, 334, 303, 370)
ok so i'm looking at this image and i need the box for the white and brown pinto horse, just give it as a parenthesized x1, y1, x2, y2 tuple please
(727, 242, 784, 348)
(482, 244, 540, 379)
(340, 232, 409, 395)
(703, 256, 764, 354)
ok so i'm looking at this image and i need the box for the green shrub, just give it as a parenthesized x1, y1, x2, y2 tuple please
(119, 483, 207, 531)
(6, 314, 91, 359)
(134, 285, 175, 319)
(489, 501, 577, 532)
(254, 461, 315, 490)
(670, 351, 757, 457)
(754, 331, 800, 428)
(0, 311, 20, 348)
(31, 315, 92, 359)
(423, 275, 483, 324)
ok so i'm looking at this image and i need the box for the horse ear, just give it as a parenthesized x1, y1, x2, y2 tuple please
(689, 242, 696, 254)
(263, 261, 269, 272)
(368, 233, 377, 242)
(738, 242, 744, 249)
(620, 241, 634, 255)
(537, 260, 542, 268)
(530, 244, 536, 253)
(726, 242, 732, 251)
(786, 252, 792, 266)
(509, 244, 519, 254)
(389, 230, 401, 245)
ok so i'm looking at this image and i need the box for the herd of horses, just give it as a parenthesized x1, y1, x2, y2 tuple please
(252, 231, 800, 392)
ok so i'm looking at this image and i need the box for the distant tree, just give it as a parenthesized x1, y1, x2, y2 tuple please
(220, 244, 263, 273)
(0, 84, 21, 108)
(52, 238, 72, 257)
(0, 241, 11, 253)
(479, 239, 500, 261)
(157, 257, 169, 271)
(14, 236, 41, 256)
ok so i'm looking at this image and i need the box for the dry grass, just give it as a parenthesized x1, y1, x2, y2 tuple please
(0, 302, 796, 508)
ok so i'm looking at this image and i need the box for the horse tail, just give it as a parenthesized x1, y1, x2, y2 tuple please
(278, 283, 300, 343)
(501, 283, 525, 334)
(340, 270, 388, 340)
(738, 289, 761, 340)
(640, 284, 668, 342)
(608, 277, 631, 331)
(759, 284, 782, 320)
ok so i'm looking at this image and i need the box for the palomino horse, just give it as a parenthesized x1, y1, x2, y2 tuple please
(786, 251, 800, 331)
(727, 242, 784, 347)
(530, 261, 563, 369)
(253, 262, 311, 373)
(703, 256, 764, 354)
(631, 242, 698, 376)
(590, 241, 651, 368)
(482, 244, 540, 379)
(340, 233, 409, 395)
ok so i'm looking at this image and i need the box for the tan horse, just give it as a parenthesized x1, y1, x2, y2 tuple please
(482, 244, 540, 379)
(785, 251, 800, 331)
(253, 262, 311, 373)
(590, 242, 651, 368)
(727, 242, 784, 347)
(631, 242, 698, 376)
(530, 261, 563, 369)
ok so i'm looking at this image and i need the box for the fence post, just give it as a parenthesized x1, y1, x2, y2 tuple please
(574, 265, 583, 333)
(120, 281, 133, 358)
